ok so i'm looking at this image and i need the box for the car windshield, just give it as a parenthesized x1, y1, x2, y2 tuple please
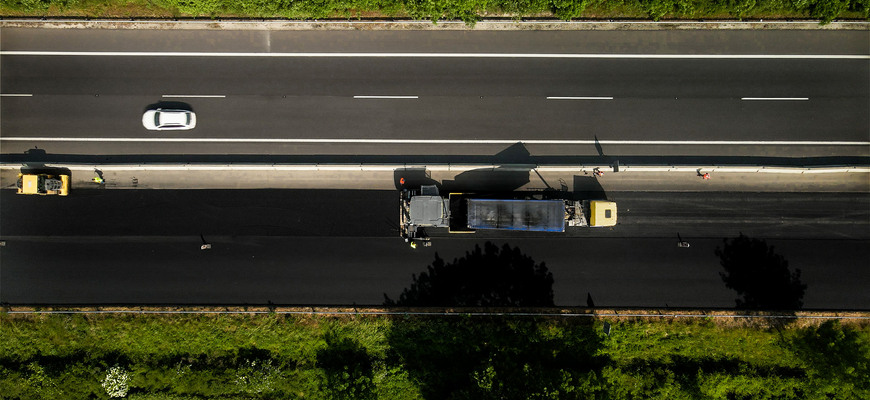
(154, 113, 161, 126)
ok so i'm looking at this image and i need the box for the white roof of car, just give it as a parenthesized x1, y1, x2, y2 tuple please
(158, 110, 189, 125)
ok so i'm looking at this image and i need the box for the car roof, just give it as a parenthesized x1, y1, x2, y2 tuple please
(158, 110, 189, 125)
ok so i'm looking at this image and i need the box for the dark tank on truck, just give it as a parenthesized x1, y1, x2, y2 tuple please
(400, 185, 616, 245)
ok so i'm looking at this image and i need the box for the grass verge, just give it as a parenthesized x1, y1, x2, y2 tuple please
(0, 0, 868, 24)
(1, 309, 868, 399)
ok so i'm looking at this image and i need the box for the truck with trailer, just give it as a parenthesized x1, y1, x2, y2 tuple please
(400, 185, 616, 244)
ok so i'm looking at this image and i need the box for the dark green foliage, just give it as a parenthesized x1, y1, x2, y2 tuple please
(788, 320, 870, 393)
(550, 0, 588, 19)
(1, 0, 864, 22)
(317, 333, 377, 400)
(716, 234, 807, 310)
(0, 0, 78, 12)
(849, 0, 870, 17)
(810, 0, 849, 22)
(387, 316, 605, 399)
(384, 242, 555, 307)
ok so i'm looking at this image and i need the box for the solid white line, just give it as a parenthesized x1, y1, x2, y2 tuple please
(2, 137, 868, 146)
(547, 96, 613, 100)
(741, 97, 809, 101)
(353, 95, 418, 99)
(162, 94, 226, 98)
(0, 93, 33, 97)
(2, 51, 868, 60)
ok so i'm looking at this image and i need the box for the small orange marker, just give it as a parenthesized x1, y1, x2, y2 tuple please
(400, 177, 405, 185)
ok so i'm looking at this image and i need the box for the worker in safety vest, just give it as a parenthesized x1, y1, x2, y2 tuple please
(92, 176, 104, 184)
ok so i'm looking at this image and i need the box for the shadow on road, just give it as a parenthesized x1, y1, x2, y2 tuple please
(572, 175, 608, 201)
(716, 233, 807, 325)
(384, 241, 604, 399)
(3, 143, 867, 167)
(384, 242, 554, 307)
(144, 101, 194, 113)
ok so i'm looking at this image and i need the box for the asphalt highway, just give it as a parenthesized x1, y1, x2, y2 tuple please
(1, 189, 867, 308)
(1, 26, 868, 309)
(1, 28, 868, 159)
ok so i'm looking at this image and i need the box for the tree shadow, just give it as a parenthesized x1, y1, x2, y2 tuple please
(386, 316, 605, 399)
(316, 333, 376, 400)
(715, 234, 807, 312)
(621, 355, 807, 395)
(383, 242, 554, 307)
(384, 243, 603, 398)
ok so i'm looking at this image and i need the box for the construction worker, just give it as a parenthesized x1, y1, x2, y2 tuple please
(702, 173, 710, 180)
(410, 241, 417, 249)
(92, 176, 104, 184)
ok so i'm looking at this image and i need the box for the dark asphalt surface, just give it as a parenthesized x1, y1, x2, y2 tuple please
(1, 28, 868, 308)
(2, 59, 866, 141)
(1, 29, 868, 159)
(1, 189, 868, 308)
(1, 190, 868, 239)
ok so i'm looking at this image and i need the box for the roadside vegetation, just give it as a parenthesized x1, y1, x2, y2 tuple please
(0, 0, 867, 24)
(1, 311, 868, 399)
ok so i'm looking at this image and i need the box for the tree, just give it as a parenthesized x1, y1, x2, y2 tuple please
(788, 320, 870, 393)
(716, 234, 806, 310)
(384, 242, 554, 307)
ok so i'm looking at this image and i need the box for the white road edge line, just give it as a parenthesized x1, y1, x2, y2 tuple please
(162, 94, 226, 98)
(353, 95, 419, 99)
(741, 97, 810, 101)
(2, 137, 868, 146)
(0, 93, 33, 97)
(2, 51, 869, 60)
(547, 96, 614, 100)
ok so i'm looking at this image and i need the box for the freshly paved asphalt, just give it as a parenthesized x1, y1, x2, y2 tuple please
(1, 28, 868, 159)
(1, 189, 867, 308)
(1, 27, 868, 308)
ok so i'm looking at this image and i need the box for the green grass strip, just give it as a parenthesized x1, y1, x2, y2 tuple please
(0, 0, 868, 24)
(1, 312, 868, 399)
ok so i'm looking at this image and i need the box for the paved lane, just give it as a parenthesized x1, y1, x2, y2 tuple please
(2, 236, 867, 308)
(1, 190, 867, 239)
(1, 189, 867, 307)
(2, 29, 867, 158)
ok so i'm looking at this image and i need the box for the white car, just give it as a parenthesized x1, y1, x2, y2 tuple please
(142, 109, 196, 131)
